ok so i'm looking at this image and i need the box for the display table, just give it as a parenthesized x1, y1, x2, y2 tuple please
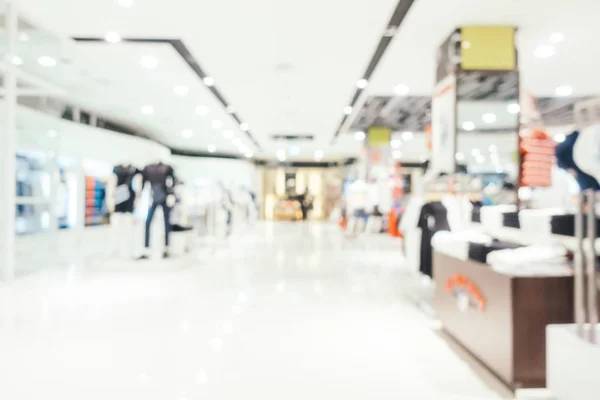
(433, 252, 574, 389)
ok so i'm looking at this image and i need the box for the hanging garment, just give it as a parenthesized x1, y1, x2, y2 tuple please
(555, 131, 600, 191)
(113, 164, 141, 213)
(417, 202, 450, 278)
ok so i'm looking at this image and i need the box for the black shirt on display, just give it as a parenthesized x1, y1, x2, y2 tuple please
(417, 202, 451, 278)
(142, 162, 175, 204)
(113, 164, 141, 213)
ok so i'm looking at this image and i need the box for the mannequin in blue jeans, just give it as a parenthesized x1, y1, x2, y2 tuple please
(145, 201, 171, 251)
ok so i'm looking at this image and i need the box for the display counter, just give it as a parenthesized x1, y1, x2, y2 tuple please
(433, 252, 574, 389)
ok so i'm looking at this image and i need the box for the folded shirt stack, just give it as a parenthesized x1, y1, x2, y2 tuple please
(551, 214, 600, 237)
(480, 205, 518, 232)
(487, 244, 571, 276)
(467, 240, 523, 264)
(519, 208, 566, 238)
(502, 211, 521, 229)
(432, 230, 493, 261)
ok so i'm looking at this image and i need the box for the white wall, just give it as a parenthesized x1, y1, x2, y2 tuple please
(171, 155, 256, 188)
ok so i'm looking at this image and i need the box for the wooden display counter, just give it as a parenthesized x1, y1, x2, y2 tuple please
(433, 252, 574, 390)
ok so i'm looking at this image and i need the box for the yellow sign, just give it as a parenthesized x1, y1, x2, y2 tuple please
(367, 127, 391, 147)
(461, 26, 516, 71)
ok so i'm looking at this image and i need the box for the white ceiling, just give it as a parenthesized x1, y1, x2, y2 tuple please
(6, 0, 600, 162)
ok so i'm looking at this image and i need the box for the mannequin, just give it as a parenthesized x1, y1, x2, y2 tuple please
(108, 163, 142, 258)
(139, 160, 175, 259)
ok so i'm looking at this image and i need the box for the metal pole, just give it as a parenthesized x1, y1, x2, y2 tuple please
(575, 191, 586, 338)
(586, 190, 598, 343)
(0, 0, 18, 280)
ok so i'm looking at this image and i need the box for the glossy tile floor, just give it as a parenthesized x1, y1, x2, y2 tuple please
(0, 222, 510, 399)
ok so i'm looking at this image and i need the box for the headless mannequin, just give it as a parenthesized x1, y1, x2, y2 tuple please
(108, 163, 142, 259)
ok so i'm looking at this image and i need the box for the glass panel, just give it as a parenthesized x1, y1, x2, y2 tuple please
(15, 150, 51, 198)
(15, 203, 50, 235)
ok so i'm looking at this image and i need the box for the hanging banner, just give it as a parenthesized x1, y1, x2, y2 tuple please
(430, 74, 457, 174)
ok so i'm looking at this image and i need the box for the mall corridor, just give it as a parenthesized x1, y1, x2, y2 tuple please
(0, 223, 508, 399)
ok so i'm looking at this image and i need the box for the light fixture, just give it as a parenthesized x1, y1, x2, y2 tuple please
(226, 105, 235, 114)
(554, 133, 566, 143)
(276, 149, 287, 161)
(401, 131, 414, 141)
(462, 121, 475, 131)
(391, 139, 402, 148)
(19, 32, 29, 42)
(507, 103, 520, 114)
(343, 106, 353, 115)
(232, 138, 242, 146)
(394, 84, 410, 96)
(9, 55, 23, 66)
(47, 129, 58, 138)
(207, 145, 216, 153)
(223, 130, 234, 139)
(173, 85, 189, 96)
(488, 144, 497, 152)
(37, 56, 57, 67)
(141, 105, 154, 115)
(181, 129, 193, 138)
(534, 45, 555, 59)
(354, 131, 365, 141)
(212, 120, 223, 130)
(471, 148, 481, 157)
(356, 79, 368, 89)
(245, 151, 254, 158)
(392, 150, 402, 159)
(104, 31, 121, 43)
(383, 26, 397, 37)
(195, 104, 209, 116)
(117, 0, 134, 7)
(555, 85, 573, 97)
(140, 55, 159, 69)
(240, 122, 249, 131)
(549, 32, 565, 44)
(203, 76, 215, 86)
(482, 113, 497, 123)
(314, 149, 324, 160)
(455, 152, 465, 161)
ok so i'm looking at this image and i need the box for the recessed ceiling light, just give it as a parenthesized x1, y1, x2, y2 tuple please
(226, 105, 235, 114)
(549, 32, 565, 44)
(488, 144, 497, 152)
(394, 84, 410, 96)
(343, 106, 353, 115)
(314, 149, 324, 160)
(104, 31, 121, 43)
(276, 149, 287, 161)
(240, 122, 249, 131)
(401, 131, 413, 141)
(554, 133, 566, 143)
(10, 55, 23, 66)
(232, 138, 242, 146)
(173, 85, 189, 96)
(482, 113, 497, 123)
(140, 55, 158, 69)
(212, 120, 223, 130)
(203, 76, 215, 86)
(391, 139, 402, 148)
(393, 150, 402, 159)
(195, 104, 209, 116)
(19, 32, 29, 42)
(245, 151, 254, 158)
(223, 129, 234, 139)
(37, 56, 57, 67)
(555, 85, 573, 97)
(462, 121, 475, 131)
(208, 145, 216, 153)
(355, 131, 365, 141)
(181, 129, 193, 138)
(383, 26, 397, 37)
(141, 105, 154, 115)
(507, 103, 520, 114)
(455, 152, 465, 161)
(356, 79, 368, 89)
(47, 129, 58, 138)
(534, 45, 555, 59)
(471, 148, 481, 156)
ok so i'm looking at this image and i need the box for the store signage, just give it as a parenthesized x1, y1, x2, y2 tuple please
(460, 26, 517, 71)
(445, 274, 486, 312)
(430, 74, 456, 174)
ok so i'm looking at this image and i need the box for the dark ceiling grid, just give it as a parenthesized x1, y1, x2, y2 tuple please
(72, 36, 262, 152)
(330, 0, 417, 143)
